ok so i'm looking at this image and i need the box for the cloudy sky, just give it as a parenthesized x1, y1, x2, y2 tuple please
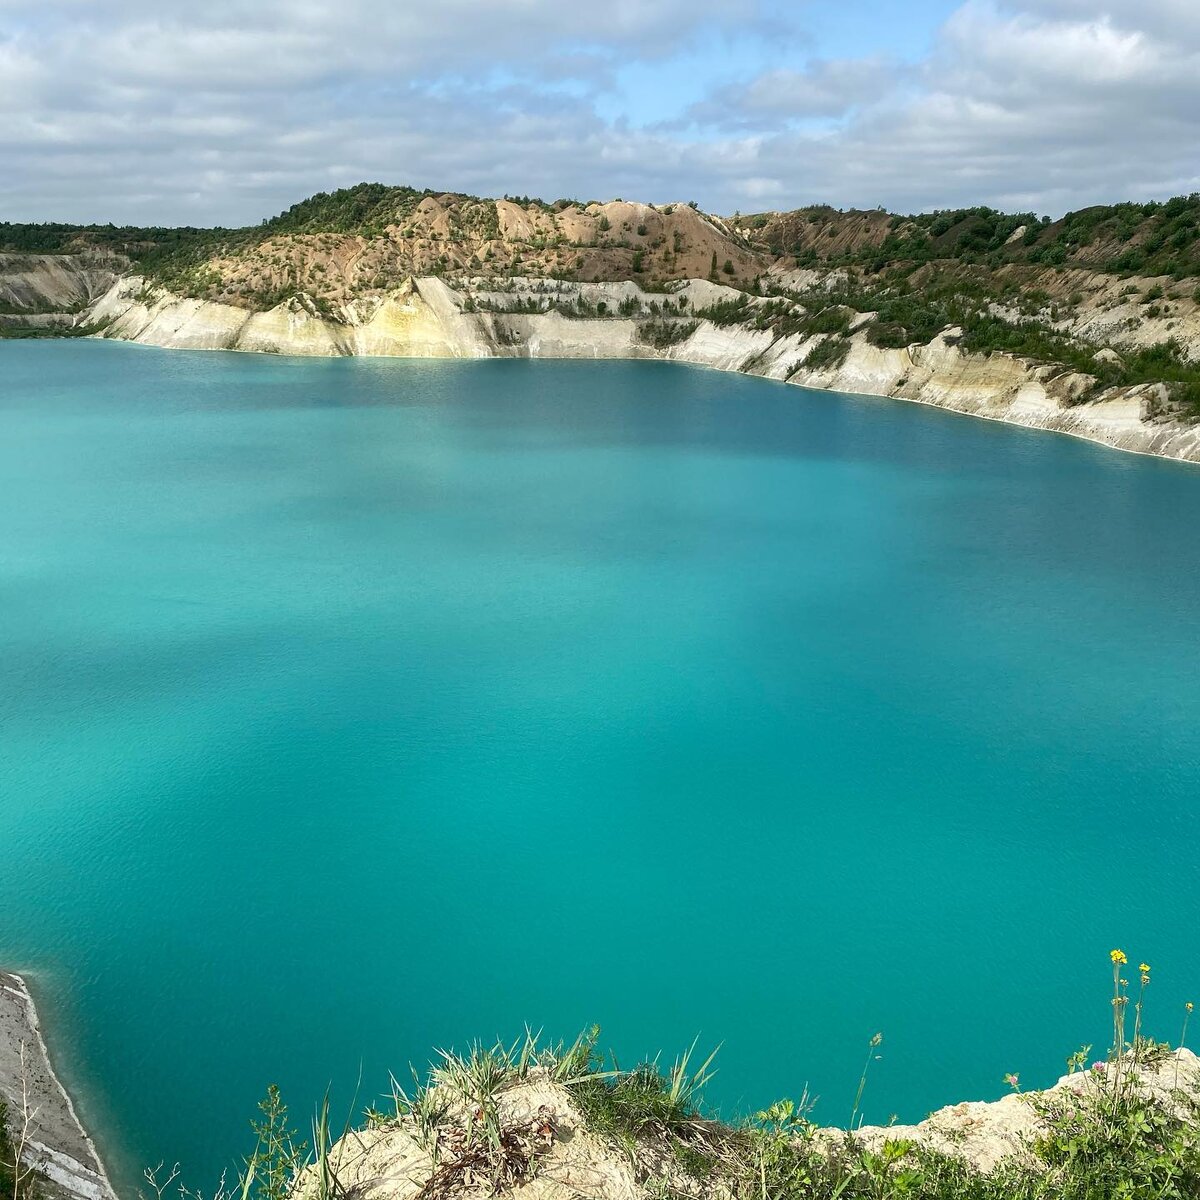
(2, 0, 1198, 226)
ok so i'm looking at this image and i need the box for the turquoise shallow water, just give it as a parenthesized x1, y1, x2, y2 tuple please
(2, 340, 1199, 1190)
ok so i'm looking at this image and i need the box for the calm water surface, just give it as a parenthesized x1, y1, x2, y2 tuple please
(2, 341, 1199, 1190)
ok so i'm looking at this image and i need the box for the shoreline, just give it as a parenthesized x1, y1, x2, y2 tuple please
(32, 330, 1200, 471)
(0, 971, 118, 1200)
(40, 268, 1198, 468)
(848, 374, 1200, 470)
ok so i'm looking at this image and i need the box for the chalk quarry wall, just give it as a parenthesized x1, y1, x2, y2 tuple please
(0, 254, 125, 330)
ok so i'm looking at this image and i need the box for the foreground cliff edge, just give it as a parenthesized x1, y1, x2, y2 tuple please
(284, 1040, 1200, 1200)
(6, 989, 1200, 1199)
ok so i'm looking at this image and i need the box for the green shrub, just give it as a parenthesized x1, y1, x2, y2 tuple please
(802, 334, 851, 372)
(696, 296, 755, 325)
(807, 305, 852, 335)
(637, 319, 698, 348)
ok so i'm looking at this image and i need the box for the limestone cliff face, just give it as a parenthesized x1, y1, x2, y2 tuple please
(0, 253, 125, 330)
(83, 273, 1200, 465)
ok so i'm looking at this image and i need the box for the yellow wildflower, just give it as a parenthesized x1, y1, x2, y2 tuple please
(1140, 963, 1151, 974)
(1111, 949, 1127, 965)
(1188, 1002, 1194, 1013)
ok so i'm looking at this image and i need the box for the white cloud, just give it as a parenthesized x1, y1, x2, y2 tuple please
(682, 58, 896, 128)
(2, 0, 1199, 224)
(681, 0, 1200, 213)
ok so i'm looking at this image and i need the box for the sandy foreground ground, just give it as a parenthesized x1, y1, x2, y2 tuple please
(0, 971, 117, 1200)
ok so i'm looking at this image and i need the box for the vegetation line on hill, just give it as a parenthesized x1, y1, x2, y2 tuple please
(5, 182, 1200, 419)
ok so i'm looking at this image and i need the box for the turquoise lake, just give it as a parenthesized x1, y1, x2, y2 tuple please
(2, 340, 1199, 1191)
